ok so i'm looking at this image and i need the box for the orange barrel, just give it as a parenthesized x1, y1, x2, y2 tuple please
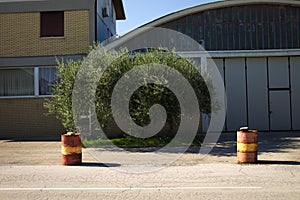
(61, 132, 82, 165)
(237, 127, 258, 163)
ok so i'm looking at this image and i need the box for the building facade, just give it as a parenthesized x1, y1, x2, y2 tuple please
(97, 0, 125, 42)
(108, 0, 300, 132)
(0, 0, 125, 138)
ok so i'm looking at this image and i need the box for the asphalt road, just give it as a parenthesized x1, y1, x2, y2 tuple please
(0, 132, 299, 199)
(0, 164, 299, 200)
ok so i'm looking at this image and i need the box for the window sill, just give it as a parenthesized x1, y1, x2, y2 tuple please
(40, 36, 65, 39)
(0, 95, 53, 99)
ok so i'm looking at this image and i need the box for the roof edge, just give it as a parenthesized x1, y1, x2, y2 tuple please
(113, 0, 126, 20)
(0, 0, 95, 13)
(107, 0, 300, 49)
(147, 0, 300, 28)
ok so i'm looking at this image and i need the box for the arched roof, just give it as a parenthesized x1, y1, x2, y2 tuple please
(144, 0, 300, 28)
(106, 0, 300, 50)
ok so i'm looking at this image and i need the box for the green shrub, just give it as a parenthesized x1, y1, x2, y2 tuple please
(95, 49, 211, 137)
(44, 59, 82, 132)
(44, 45, 211, 137)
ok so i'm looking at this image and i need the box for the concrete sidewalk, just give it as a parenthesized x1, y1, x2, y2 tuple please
(0, 131, 299, 166)
(0, 132, 299, 199)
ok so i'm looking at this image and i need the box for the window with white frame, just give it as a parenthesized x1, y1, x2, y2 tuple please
(39, 67, 58, 95)
(0, 67, 58, 97)
(0, 68, 34, 96)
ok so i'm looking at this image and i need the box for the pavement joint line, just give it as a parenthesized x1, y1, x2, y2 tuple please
(0, 187, 262, 191)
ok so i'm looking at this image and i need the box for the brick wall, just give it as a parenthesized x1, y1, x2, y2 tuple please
(0, 10, 89, 57)
(0, 98, 65, 138)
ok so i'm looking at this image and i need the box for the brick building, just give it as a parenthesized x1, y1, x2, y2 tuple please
(0, 0, 125, 138)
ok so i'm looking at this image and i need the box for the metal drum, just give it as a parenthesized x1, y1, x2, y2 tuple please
(61, 132, 82, 165)
(237, 128, 257, 163)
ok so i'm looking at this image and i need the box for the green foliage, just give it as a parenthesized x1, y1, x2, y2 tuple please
(95, 49, 211, 136)
(44, 59, 82, 132)
(44, 45, 211, 136)
(81, 135, 203, 148)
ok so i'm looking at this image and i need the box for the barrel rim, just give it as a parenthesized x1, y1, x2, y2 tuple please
(62, 132, 81, 137)
(237, 130, 258, 134)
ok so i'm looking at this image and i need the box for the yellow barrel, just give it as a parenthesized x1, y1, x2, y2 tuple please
(61, 132, 82, 165)
(237, 128, 257, 163)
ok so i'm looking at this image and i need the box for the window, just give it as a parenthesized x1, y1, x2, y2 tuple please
(39, 67, 58, 95)
(40, 11, 64, 37)
(0, 68, 34, 96)
(0, 67, 58, 97)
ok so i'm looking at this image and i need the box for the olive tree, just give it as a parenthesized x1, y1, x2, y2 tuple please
(44, 45, 211, 138)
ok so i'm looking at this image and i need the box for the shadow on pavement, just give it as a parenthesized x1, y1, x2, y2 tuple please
(80, 162, 121, 167)
(80, 131, 299, 155)
(209, 131, 300, 156)
(256, 160, 300, 165)
(0, 136, 60, 142)
(204, 131, 300, 164)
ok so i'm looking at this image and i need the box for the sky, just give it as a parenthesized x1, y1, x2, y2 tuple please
(117, 0, 219, 35)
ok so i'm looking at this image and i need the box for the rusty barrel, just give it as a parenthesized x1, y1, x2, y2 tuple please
(61, 132, 82, 165)
(237, 128, 257, 163)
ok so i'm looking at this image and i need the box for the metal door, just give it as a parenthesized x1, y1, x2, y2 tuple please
(268, 57, 291, 130)
(225, 58, 247, 131)
(247, 58, 269, 130)
(269, 91, 291, 130)
(291, 57, 300, 130)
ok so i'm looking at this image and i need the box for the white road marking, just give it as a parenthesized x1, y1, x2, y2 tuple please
(0, 186, 261, 191)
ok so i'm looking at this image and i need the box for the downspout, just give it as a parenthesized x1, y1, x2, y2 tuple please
(95, 0, 98, 43)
